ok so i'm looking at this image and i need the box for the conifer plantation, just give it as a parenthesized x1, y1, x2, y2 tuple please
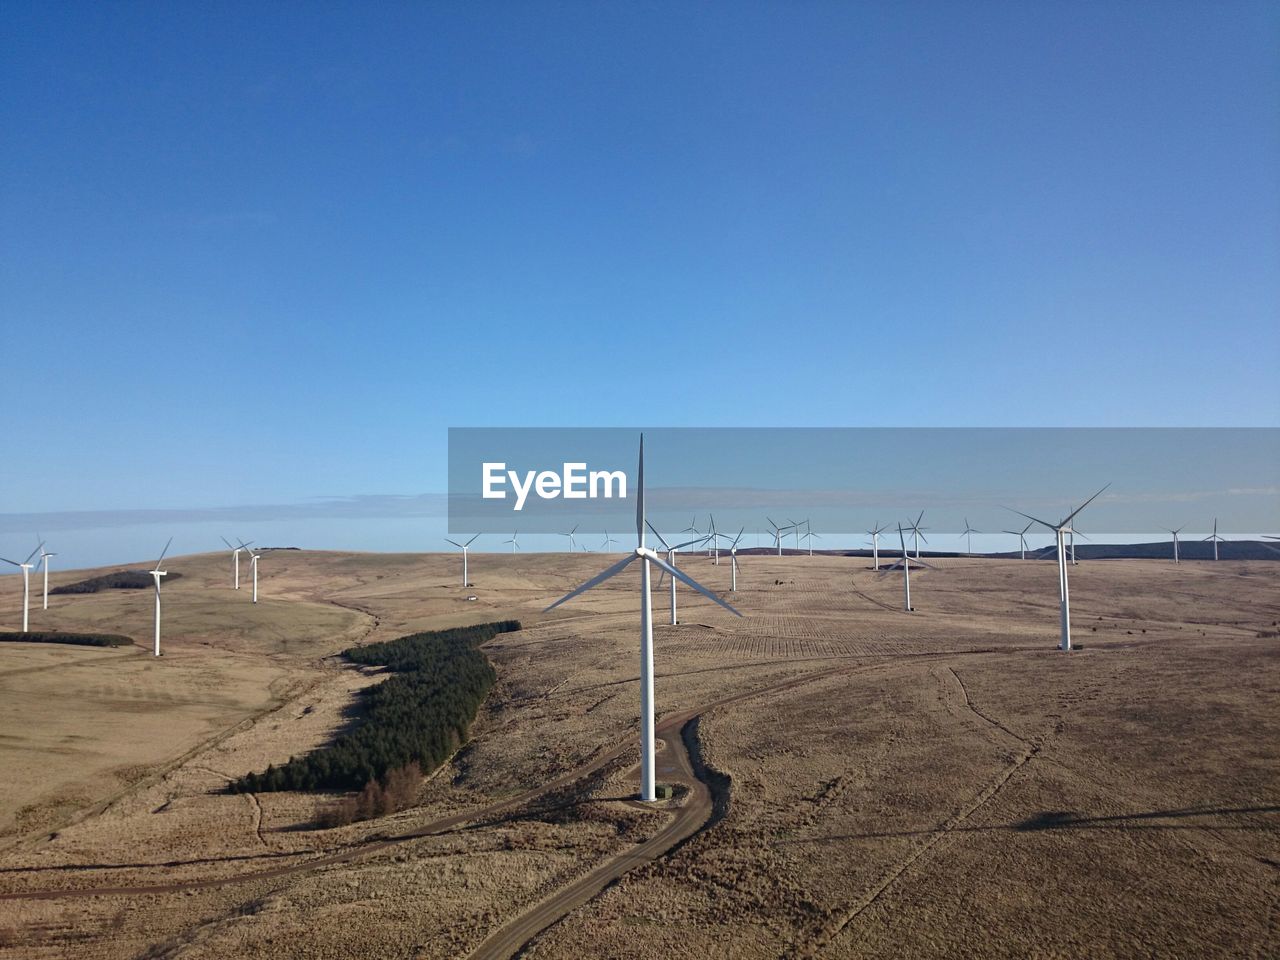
(233, 620, 519, 795)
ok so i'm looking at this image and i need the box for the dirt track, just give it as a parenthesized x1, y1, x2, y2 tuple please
(0, 659, 868, 912)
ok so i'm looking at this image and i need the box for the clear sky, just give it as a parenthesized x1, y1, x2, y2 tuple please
(3, 1, 1278, 526)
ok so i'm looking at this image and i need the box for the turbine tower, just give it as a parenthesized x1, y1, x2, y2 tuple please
(728, 527, 745, 591)
(766, 517, 791, 557)
(38, 540, 56, 610)
(867, 521, 890, 571)
(1008, 484, 1110, 652)
(960, 518, 980, 558)
(1203, 518, 1225, 561)
(545, 435, 741, 802)
(908, 511, 928, 559)
(241, 541, 262, 603)
(150, 537, 172, 656)
(1, 542, 43, 632)
(220, 536, 253, 590)
(1168, 525, 1184, 564)
(1002, 522, 1033, 560)
(803, 519, 819, 556)
(445, 534, 480, 586)
(646, 524, 710, 624)
(880, 524, 938, 611)
(787, 518, 803, 551)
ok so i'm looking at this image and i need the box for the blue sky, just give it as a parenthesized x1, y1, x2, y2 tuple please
(2, 1, 1278, 530)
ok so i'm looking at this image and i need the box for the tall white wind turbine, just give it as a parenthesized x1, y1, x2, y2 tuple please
(787, 518, 804, 551)
(646, 523, 710, 624)
(767, 517, 791, 557)
(880, 524, 938, 612)
(562, 524, 579, 553)
(1008, 484, 1110, 652)
(445, 533, 480, 586)
(867, 521, 890, 571)
(728, 527, 745, 591)
(220, 536, 253, 590)
(908, 511, 928, 559)
(239, 540, 262, 603)
(1203, 518, 1225, 561)
(38, 540, 56, 610)
(803, 519, 820, 556)
(601, 530, 620, 552)
(150, 537, 172, 656)
(2, 542, 43, 632)
(1002, 522, 1033, 560)
(505, 531, 520, 553)
(1168, 526, 1184, 564)
(545, 435, 741, 801)
(960, 518, 980, 558)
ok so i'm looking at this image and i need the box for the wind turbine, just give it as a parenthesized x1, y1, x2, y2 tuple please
(150, 537, 172, 656)
(545, 435, 741, 802)
(707, 515, 720, 564)
(38, 540, 56, 610)
(646, 523, 710, 624)
(2, 542, 43, 632)
(908, 511, 928, 559)
(601, 530, 619, 552)
(220, 536, 253, 590)
(1203, 518, 1225, 561)
(444, 534, 479, 585)
(728, 527, 745, 591)
(1007, 484, 1110, 652)
(867, 521, 890, 571)
(505, 531, 520, 553)
(238, 540, 262, 603)
(1168, 525, 1184, 564)
(880, 524, 938, 611)
(1002, 522, 1033, 560)
(787, 518, 804, 551)
(803, 520, 820, 556)
(767, 517, 790, 557)
(960, 518, 980, 558)
(562, 524, 579, 553)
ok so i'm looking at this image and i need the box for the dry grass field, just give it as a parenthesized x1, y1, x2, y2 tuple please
(0, 549, 1276, 958)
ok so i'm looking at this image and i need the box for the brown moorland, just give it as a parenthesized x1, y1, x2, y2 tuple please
(0, 549, 1276, 958)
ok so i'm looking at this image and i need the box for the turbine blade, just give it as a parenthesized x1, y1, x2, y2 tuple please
(635, 433, 645, 544)
(1062, 483, 1111, 527)
(673, 534, 710, 551)
(445, 539, 463, 549)
(1004, 506, 1057, 531)
(156, 536, 173, 568)
(23, 542, 44, 565)
(647, 552, 742, 616)
(646, 520, 672, 551)
(465, 533, 480, 547)
(221, 536, 234, 550)
(544, 554, 638, 612)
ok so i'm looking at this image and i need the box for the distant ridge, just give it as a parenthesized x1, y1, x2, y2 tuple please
(735, 540, 1280, 562)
